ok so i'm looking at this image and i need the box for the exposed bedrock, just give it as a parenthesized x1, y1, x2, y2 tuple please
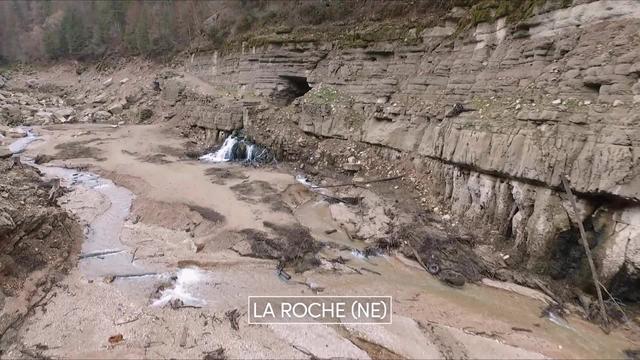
(172, 0, 640, 297)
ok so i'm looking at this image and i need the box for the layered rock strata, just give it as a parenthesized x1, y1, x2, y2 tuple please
(174, 0, 640, 296)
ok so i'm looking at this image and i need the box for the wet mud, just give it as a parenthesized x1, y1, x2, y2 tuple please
(1, 124, 635, 359)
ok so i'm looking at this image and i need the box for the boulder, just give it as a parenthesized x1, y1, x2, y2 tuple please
(231, 141, 247, 160)
(2, 104, 21, 121)
(6, 128, 26, 138)
(34, 111, 53, 124)
(342, 157, 362, 172)
(125, 91, 141, 105)
(0, 146, 12, 159)
(161, 78, 185, 103)
(0, 75, 5, 88)
(70, 93, 86, 106)
(107, 102, 124, 115)
(139, 108, 153, 121)
(0, 211, 15, 236)
(92, 93, 108, 104)
(93, 110, 112, 122)
(103, 78, 113, 87)
(0, 254, 15, 275)
(594, 207, 640, 285)
(231, 240, 253, 256)
(55, 108, 73, 117)
(342, 162, 362, 172)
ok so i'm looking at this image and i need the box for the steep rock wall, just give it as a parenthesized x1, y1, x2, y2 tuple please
(177, 0, 640, 294)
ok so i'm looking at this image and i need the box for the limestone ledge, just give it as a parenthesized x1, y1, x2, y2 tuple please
(177, 0, 640, 285)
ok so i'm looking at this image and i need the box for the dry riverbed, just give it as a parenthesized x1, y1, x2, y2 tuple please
(1, 123, 636, 359)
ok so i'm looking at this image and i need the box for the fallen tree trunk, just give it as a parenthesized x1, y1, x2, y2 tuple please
(561, 176, 609, 332)
(312, 175, 403, 189)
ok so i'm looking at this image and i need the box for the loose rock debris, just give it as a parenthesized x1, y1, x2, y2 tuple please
(392, 223, 488, 286)
(203, 347, 226, 360)
(238, 221, 322, 272)
(225, 309, 240, 331)
(108, 334, 124, 345)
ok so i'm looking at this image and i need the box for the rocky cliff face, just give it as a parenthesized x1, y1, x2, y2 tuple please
(171, 0, 640, 298)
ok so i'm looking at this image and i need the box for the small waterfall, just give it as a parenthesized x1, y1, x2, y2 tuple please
(295, 174, 314, 187)
(151, 267, 207, 308)
(9, 128, 39, 154)
(199, 134, 273, 164)
(245, 144, 256, 161)
(199, 136, 238, 162)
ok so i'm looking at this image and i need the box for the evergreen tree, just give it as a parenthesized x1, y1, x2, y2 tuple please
(111, 0, 129, 34)
(91, 0, 113, 53)
(40, 0, 52, 18)
(60, 8, 88, 56)
(43, 29, 61, 59)
(153, 1, 176, 55)
(134, 9, 151, 56)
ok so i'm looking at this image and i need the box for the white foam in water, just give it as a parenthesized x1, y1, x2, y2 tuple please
(199, 136, 238, 162)
(295, 174, 314, 187)
(152, 268, 207, 308)
(9, 128, 39, 154)
(295, 174, 334, 197)
(547, 312, 575, 331)
(245, 144, 255, 161)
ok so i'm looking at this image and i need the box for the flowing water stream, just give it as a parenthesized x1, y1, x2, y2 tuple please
(11, 130, 208, 306)
(37, 167, 141, 278)
(8, 128, 39, 154)
(7, 127, 633, 358)
(200, 135, 264, 163)
(10, 129, 140, 278)
(199, 136, 239, 162)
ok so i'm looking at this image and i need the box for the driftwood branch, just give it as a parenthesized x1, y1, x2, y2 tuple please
(409, 243, 429, 272)
(598, 281, 629, 323)
(312, 175, 403, 189)
(405, 234, 430, 274)
(78, 249, 124, 259)
(131, 247, 138, 263)
(48, 178, 61, 204)
(561, 176, 609, 331)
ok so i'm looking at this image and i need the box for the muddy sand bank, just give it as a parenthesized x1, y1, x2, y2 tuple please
(0, 123, 635, 359)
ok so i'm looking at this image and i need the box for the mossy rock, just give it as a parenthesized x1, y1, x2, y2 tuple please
(231, 141, 247, 160)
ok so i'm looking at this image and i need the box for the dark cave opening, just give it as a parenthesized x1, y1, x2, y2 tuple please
(548, 225, 591, 281)
(584, 81, 602, 93)
(277, 75, 311, 105)
(609, 267, 640, 302)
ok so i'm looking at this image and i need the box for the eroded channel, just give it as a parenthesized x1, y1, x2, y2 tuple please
(13, 130, 209, 308)
(6, 126, 635, 359)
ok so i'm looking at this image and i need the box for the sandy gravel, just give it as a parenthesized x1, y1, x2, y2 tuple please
(2, 123, 634, 359)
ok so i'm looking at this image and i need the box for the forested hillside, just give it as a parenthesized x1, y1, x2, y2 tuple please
(1, 0, 204, 61)
(0, 0, 558, 63)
